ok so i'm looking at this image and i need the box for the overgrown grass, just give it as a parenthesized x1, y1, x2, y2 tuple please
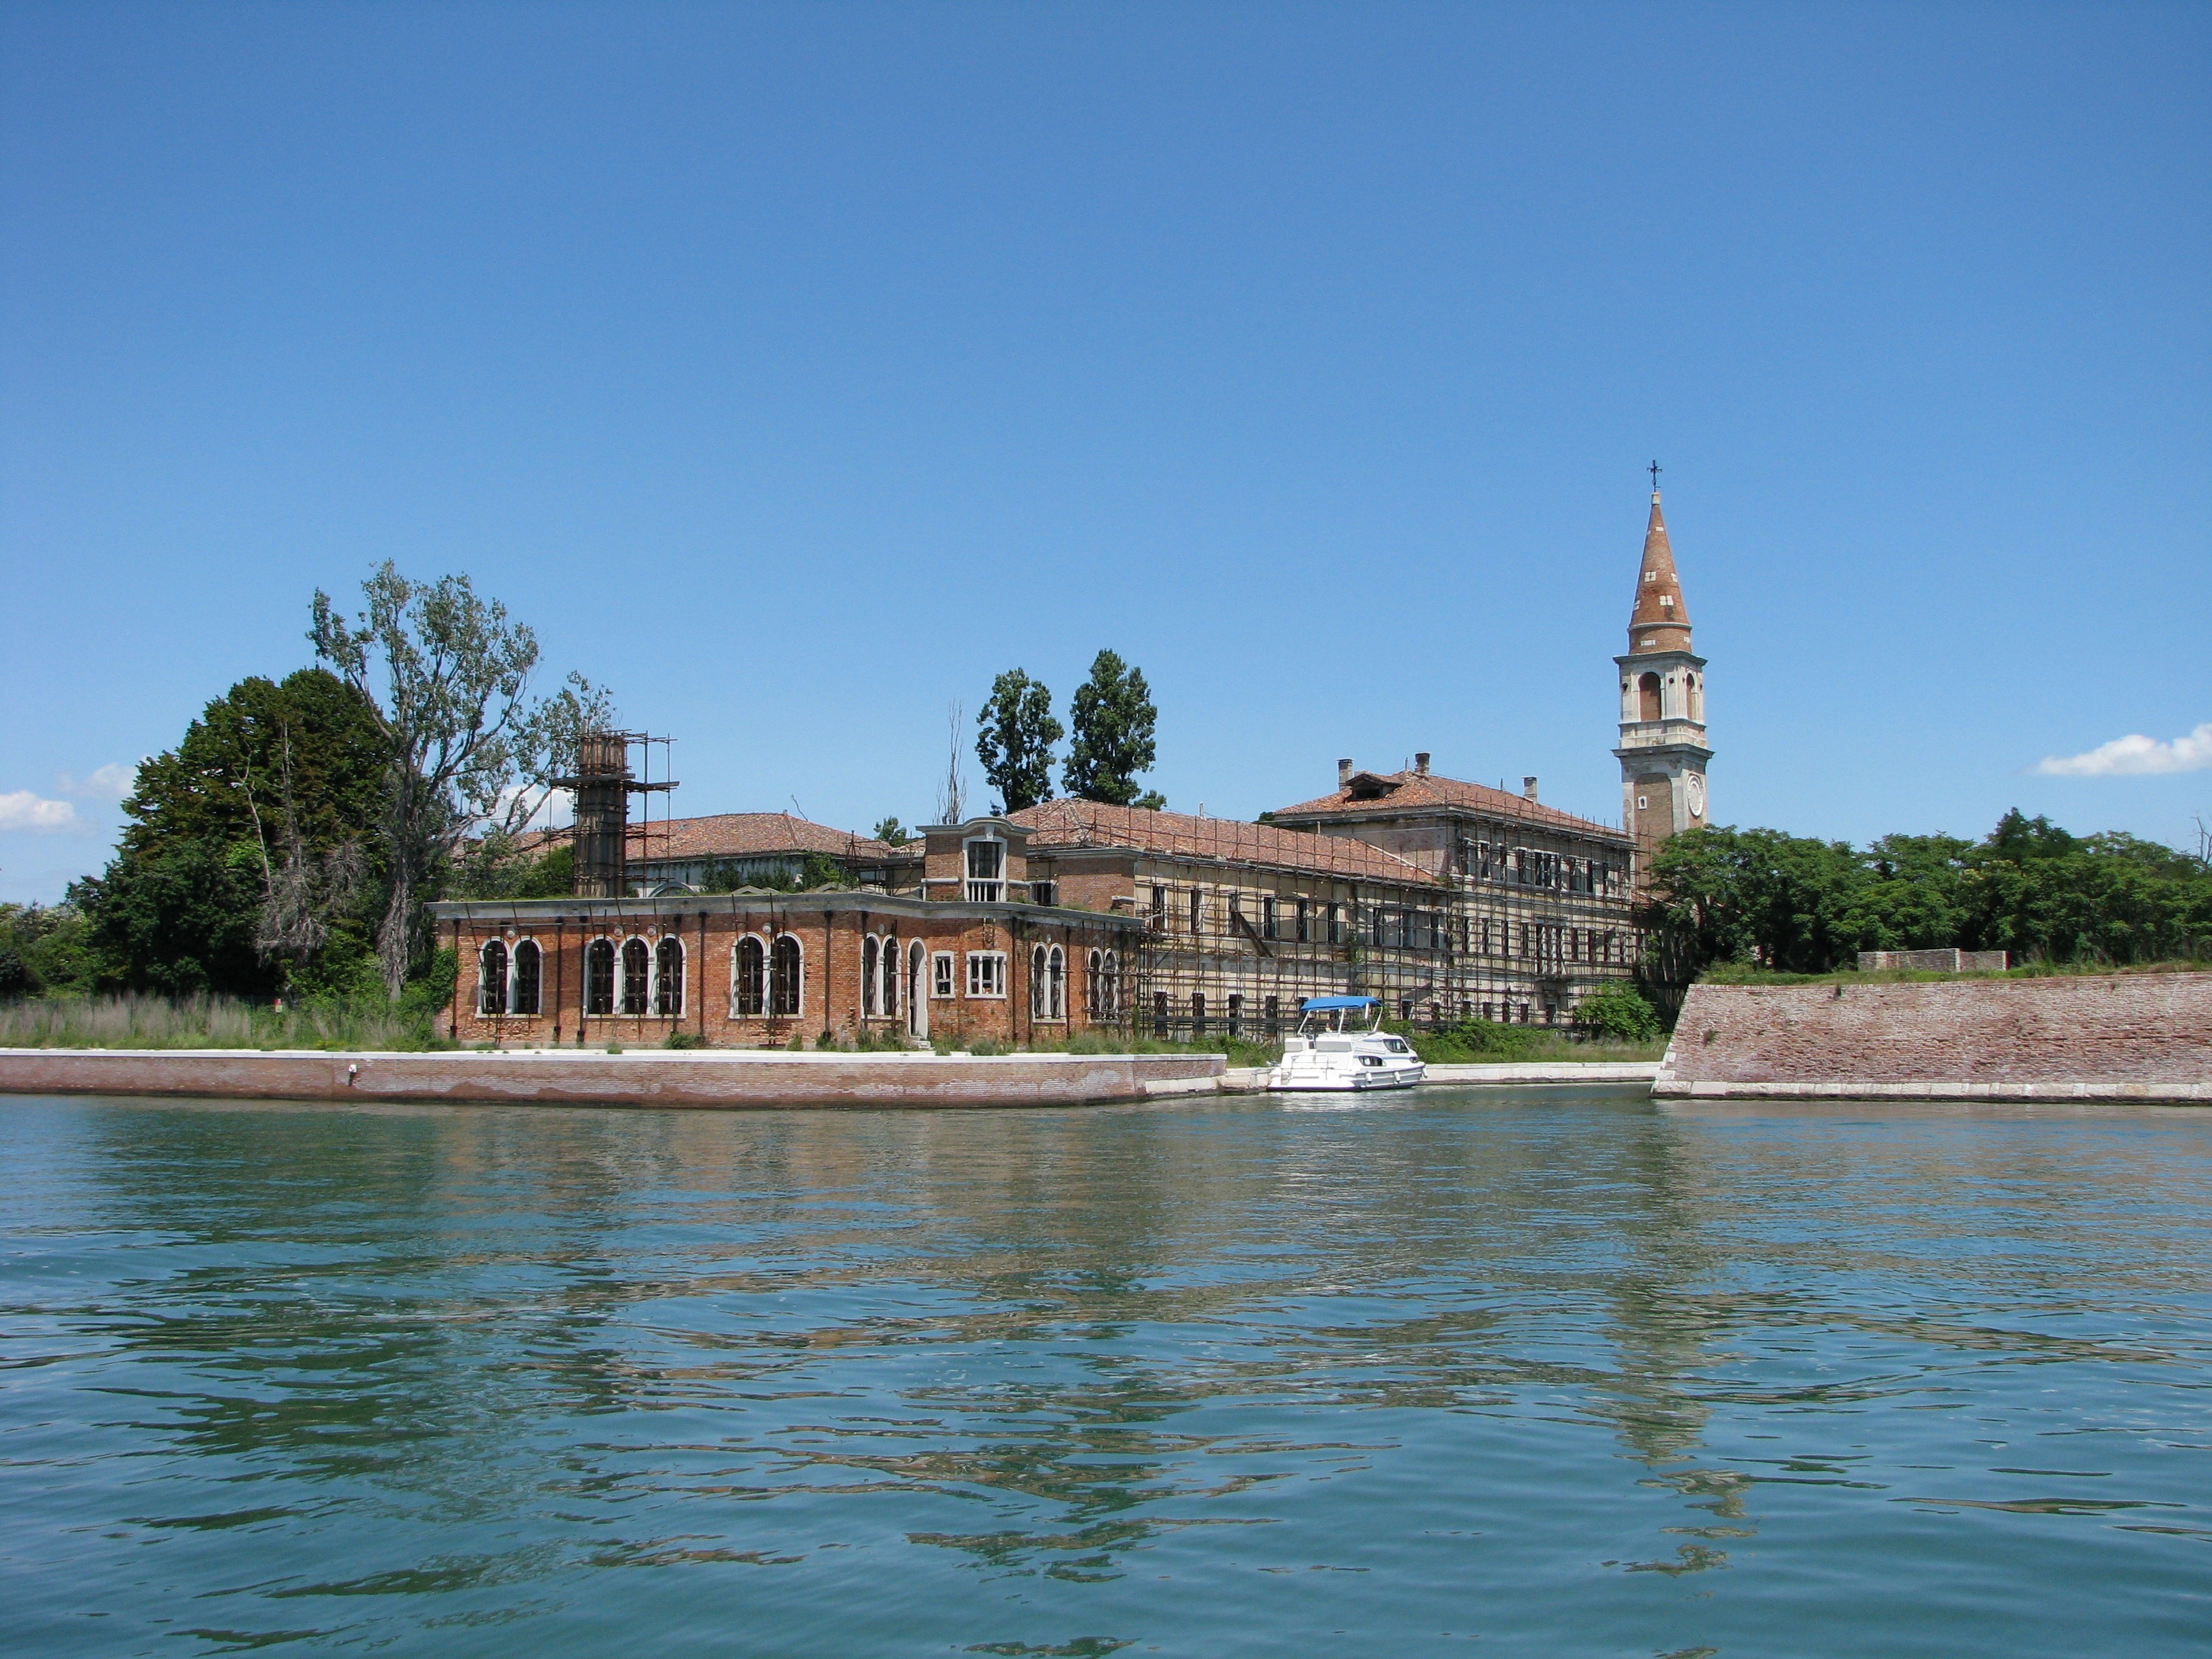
(1386, 1020, 1666, 1065)
(0, 991, 451, 1051)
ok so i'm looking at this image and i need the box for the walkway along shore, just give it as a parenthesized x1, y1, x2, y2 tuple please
(0, 1048, 1225, 1109)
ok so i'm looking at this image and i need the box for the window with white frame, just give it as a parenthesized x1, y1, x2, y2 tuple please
(932, 951, 956, 1000)
(964, 838, 1005, 902)
(733, 936, 766, 1016)
(862, 936, 880, 1017)
(966, 951, 1007, 999)
(653, 937, 684, 1017)
(620, 938, 651, 1015)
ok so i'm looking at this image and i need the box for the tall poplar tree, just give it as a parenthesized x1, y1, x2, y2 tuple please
(1063, 650, 1164, 809)
(975, 669, 1063, 813)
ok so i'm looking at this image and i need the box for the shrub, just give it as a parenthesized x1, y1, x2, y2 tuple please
(1572, 983, 1663, 1042)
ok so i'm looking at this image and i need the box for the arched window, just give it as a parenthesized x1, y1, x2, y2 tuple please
(1047, 946, 1065, 1020)
(1086, 949, 1103, 1017)
(1190, 991, 1206, 1038)
(654, 937, 683, 1017)
(1638, 672, 1663, 722)
(1100, 951, 1117, 1019)
(1030, 945, 1048, 1017)
(880, 937, 899, 1019)
(771, 935, 802, 1017)
(621, 939, 651, 1015)
(863, 936, 880, 1017)
(734, 936, 766, 1017)
(512, 939, 541, 1015)
(907, 940, 927, 1038)
(478, 940, 508, 1015)
(586, 939, 616, 1016)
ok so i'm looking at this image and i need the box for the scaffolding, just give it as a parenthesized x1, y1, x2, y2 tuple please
(1089, 810, 1639, 1044)
(551, 731, 678, 898)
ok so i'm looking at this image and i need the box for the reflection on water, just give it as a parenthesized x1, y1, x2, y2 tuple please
(4, 1090, 2209, 1656)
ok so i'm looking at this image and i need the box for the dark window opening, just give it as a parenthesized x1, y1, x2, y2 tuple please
(586, 939, 616, 1016)
(512, 939, 541, 1016)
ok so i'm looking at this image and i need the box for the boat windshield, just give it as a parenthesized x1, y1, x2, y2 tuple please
(1296, 999, 1381, 1037)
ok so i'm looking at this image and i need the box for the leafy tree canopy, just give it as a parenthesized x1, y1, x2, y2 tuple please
(975, 669, 1063, 814)
(119, 668, 387, 865)
(70, 670, 389, 999)
(1643, 811, 2212, 984)
(1063, 650, 1160, 808)
(872, 817, 911, 847)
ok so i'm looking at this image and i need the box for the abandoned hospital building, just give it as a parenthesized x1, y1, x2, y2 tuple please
(434, 491, 1713, 1046)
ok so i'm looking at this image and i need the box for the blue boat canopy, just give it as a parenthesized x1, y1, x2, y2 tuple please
(1300, 996, 1378, 1010)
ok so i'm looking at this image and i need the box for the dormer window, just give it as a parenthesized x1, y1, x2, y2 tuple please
(964, 837, 1004, 902)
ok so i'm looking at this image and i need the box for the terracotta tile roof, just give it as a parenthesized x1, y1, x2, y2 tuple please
(1268, 771, 1629, 842)
(630, 813, 907, 865)
(1008, 800, 1439, 886)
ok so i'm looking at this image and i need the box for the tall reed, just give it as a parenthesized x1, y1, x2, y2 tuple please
(0, 992, 445, 1051)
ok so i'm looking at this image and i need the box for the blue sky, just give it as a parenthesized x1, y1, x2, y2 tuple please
(3, 2, 2207, 902)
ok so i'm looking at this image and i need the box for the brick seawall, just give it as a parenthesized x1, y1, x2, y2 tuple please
(1654, 974, 2212, 1103)
(0, 1048, 1226, 1110)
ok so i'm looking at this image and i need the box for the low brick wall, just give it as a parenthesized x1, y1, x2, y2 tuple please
(1655, 974, 2212, 1103)
(0, 1048, 1225, 1110)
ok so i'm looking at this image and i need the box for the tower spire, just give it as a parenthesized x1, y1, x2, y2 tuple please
(1627, 488, 1691, 654)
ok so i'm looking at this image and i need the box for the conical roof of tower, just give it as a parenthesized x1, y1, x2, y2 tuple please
(1627, 491, 1692, 651)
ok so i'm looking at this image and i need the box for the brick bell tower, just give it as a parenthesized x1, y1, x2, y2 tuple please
(1614, 473, 1712, 879)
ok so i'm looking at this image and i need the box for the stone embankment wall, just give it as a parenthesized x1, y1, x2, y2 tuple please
(1656, 973, 2212, 1103)
(0, 1048, 1225, 1110)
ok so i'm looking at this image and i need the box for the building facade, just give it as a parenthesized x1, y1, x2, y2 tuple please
(433, 824, 1141, 1050)
(440, 490, 1702, 1043)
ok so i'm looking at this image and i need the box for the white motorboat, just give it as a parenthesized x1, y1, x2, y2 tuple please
(1266, 996, 1426, 1092)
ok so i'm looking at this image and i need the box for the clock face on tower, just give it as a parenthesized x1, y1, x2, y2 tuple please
(1686, 772, 1706, 819)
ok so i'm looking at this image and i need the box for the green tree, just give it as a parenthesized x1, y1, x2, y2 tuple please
(0, 902, 98, 998)
(1641, 825, 1870, 977)
(872, 817, 911, 847)
(1063, 650, 1161, 808)
(312, 564, 609, 998)
(73, 669, 389, 997)
(74, 840, 270, 996)
(975, 669, 1063, 814)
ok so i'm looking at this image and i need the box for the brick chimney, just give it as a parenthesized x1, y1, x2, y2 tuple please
(1414, 752, 1431, 775)
(1523, 776, 1539, 803)
(1337, 758, 1354, 789)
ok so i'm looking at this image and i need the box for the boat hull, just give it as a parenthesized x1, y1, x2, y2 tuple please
(1266, 1063, 1426, 1093)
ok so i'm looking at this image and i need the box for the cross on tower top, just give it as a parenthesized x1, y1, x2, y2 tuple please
(1648, 459, 1662, 493)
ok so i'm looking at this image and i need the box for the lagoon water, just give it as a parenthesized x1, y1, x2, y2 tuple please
(3, 1086, 2208, 1656)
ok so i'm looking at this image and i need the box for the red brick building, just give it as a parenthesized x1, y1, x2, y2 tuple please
(432, 817, 1137, 1049)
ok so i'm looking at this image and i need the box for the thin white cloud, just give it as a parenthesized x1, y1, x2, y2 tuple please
(58, 762, 138, 801)
(0, 791, 81, 832)
(2036, 722, 2212, 777)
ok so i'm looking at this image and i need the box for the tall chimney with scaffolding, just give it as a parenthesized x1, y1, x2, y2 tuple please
(555, 731, 678, 898)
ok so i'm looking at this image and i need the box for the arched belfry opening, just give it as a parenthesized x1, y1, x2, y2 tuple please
(1637, 673, 1663, 722)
